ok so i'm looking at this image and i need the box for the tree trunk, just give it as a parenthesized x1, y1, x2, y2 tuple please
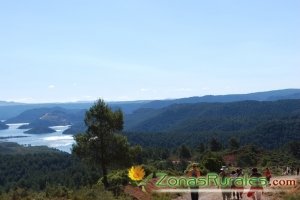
(101, 163, 109, 188)
(100, 136, 109, 188)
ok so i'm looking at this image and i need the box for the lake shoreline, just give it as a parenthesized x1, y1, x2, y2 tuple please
(0, 123, 74, 153)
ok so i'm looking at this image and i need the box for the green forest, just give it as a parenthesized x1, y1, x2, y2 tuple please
(0, 99, 300, 200)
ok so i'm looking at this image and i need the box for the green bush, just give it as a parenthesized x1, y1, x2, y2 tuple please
(45, 185, 69, 198)
(0, 184, 131, 200)
(283, 193, 300, 200)
(105, 170, 129, 196)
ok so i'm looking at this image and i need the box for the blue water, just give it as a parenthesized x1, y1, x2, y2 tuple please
(0, 123, 75, 153)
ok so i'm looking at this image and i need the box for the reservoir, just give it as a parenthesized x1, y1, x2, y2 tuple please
(0, 123, 74, 153)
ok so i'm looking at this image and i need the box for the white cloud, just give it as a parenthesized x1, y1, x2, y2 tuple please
(48, 85, 55, 89)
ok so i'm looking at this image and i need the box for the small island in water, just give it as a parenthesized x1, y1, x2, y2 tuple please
(17, 122, 57, 134)
(0, 121, 9, 130)
(24, 127, 56, 134)
(0, 136, 29, 139)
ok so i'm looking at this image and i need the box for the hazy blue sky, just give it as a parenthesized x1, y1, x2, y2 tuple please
(0, 0, 299, 103)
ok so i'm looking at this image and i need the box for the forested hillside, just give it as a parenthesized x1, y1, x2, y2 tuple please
(1, 98, 300, 200)
(125, 99, 300, 133)
(139, 88, 300, 109)
(0, 142, 101, 193)
(2, 99, 300, 151)
(1, 89, 300, 120)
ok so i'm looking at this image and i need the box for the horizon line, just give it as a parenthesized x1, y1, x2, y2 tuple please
(1, 88, 299, 104)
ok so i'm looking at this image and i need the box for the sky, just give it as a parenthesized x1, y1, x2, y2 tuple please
(0, 0, 299, 103)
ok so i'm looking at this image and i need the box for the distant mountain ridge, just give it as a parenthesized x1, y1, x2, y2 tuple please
(5, 107, 85, 124)
(1, 89, 300, 152)
(123, 99, 300, 149)
(1, 94, 300, 150)
(4, 107, 86, 134)
(125, 99, 300, 133)
(1, 88, 300, 121)
(0, 103, 93, 120)
(11, 99, 299, 136)
(0, 101, 25, 106)
(140, 89, 300, 109)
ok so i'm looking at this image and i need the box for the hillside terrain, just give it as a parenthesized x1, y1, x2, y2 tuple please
(0, 142, 101, 193)
(125, 99, 300, 132)
(1, 94, 300, 200)
(2, 99, 300, 150)
(1, 89, 300, 120)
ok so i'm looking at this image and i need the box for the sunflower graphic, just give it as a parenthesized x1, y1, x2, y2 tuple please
(128, 165, 145, 181)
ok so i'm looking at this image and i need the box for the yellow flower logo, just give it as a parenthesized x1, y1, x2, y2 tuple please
(128, 165, 145, 181)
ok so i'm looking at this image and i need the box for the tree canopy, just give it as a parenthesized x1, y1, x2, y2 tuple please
(72, 99, 138, 188)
